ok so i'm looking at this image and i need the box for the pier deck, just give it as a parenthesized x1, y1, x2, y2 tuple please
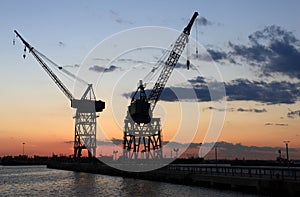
(47, 161, 300, 196)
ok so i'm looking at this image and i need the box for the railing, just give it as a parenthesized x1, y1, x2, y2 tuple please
(167, 164, 300, 181)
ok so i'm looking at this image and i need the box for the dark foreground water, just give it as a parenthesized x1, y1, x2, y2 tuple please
(0, 165, 255, 196)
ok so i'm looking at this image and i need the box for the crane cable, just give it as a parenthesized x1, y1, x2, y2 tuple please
(142, 44, 174, 88)
(35, 50, 89, 86)
(13, 33, 88, 86)
(195, 18, 199, 58)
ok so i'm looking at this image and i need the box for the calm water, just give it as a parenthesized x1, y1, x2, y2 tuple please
(0, 165, 255, 197)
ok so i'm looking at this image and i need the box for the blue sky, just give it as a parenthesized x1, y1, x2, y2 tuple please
(1, 0, 300, 157)
(2, 0, 300, 62)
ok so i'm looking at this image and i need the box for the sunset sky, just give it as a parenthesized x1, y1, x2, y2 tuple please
(1, 0, 299, 160)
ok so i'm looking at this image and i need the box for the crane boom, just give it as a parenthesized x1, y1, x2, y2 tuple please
(128, 12, 198, 124)
(14, 30, 74, 101)
(148, 12, 198, 111)
(14, 30, 105, 113)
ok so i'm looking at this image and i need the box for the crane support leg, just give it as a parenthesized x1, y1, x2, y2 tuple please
(73, 111, 97, 160)
(123, 115, 162, 159)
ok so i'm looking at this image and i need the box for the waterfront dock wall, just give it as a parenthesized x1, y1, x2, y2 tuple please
(47, 161, 300, 196)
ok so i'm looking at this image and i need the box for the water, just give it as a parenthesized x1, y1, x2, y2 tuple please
(0, 165, 255, 196)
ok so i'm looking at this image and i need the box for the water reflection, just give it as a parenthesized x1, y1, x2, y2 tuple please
(0, 166, 255, 196)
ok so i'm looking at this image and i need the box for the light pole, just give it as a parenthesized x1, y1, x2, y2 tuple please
(215, 145, 218, 164)
(173, 148, 179, 158)
(283, 141, 290, 162)
(113, 150, 118, 160)
(199, 143, 202, 158)
(22, 142, 25, 156)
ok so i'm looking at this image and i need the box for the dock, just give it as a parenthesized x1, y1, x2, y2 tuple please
(47, 161, 300, 196)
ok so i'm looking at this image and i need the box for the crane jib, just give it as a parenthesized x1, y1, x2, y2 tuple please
(128, 12, 198, 124)
(14, 30, 105, 114)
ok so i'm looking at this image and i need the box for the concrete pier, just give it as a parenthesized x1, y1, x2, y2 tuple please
(47, 162, 300, 196)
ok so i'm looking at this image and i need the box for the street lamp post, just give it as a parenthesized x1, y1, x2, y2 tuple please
(215, 145, 218, 164)
(22, 142, 25, 156)
(173, 148, 179, 158)
(199, 143, 202, 158)
(283, 141, 290, 162)
(113, 150, 118, 160)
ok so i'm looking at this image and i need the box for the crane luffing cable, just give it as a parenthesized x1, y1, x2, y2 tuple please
(14, 30, 88, 86)
(128, 12, 198, 124)
(14, 30, 75, 101)
(14, 30, 105, 113)
(142, 47, 173, 87)
(36, 50, 89, 86)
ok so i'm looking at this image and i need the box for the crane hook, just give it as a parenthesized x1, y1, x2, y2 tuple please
(186, 60, 190, 70)
(23, 46, 27, 59)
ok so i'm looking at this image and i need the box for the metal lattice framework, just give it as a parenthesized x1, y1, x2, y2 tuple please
(124, 12, 198, 159)
(123, 116, 162, 159)
(74, 85, 97, 159)
(148, 32, 189, 112)
(14, 31, 104, 160)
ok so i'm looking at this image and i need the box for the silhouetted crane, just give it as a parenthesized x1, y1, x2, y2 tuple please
(14, 30, 105, 159)
(128, 12, 198, 124)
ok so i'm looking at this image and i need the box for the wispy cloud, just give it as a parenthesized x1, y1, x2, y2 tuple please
(196, 16, 213, 26)
(237, 108, 267, 113)
(89, 65, 120, 73)
(63, 64, 80, 68)
(287, 109, 300, 119)
(109, 10, 134, 25)
(58, 41, 65, 47)
(265, 123, 288, 126)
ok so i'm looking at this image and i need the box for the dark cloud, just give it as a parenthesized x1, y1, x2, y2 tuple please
(175, 62, 193, 69)
(165, 141, 299, 159)
(225, 79, 299, 104)
(275, 123, 288, 126)
(265, 123, 288, 126)
(189, 78, 299, 104)
(203, 106, 227, 112)
(204, 106, 266, 113)
(228, 41, 272, 63)
(187, 76, 206, 86)
(58, 41, 65, 47)
(207, 49, 228, 61)
(229, 25, 300, 79)
(196, 16, 213, 26)
(109, 10, 133, 25)
(192, 48, 236, 64)
(89, 65, 105, 72)
(214, 141, 297, 152)
(111, 138, 123, 145)
(287, 109, 300, 119)
(237, 108, 267, 113)
(123, 76, 299, 104)
(123, 88, 180, 102)
(89, 65, 120, 73)
(116, 58, 148, 65)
